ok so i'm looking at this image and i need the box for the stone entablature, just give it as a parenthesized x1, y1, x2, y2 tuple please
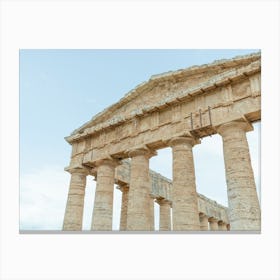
(66, 53, 260, 167)
(114, 159, 229, 224)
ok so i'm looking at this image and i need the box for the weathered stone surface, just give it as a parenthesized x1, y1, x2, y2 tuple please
(126, 148, 155, 230)
(209, 217, 219, 231)
(149, 196, 155, 230)
(67, 53, 261, 165)
(197, 194, 229, 224)
(91, 159, 119, 230)
(199, 213, 209, 231)
(218, 221, 228, 231)
(63, 168, 88, 230)
(218, 121, 261, 230)
(118, 184, 129, 231)
(170, 136, 200, 230)
(156, 198, 171, 231)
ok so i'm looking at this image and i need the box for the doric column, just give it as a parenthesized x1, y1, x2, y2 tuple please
(169, 136, 200, 230)
(209, 217, 219, 231)
(150, 196, 155, 231)
(91, 159, 119, 230)
(63, 167, 88, 230)
(218, 221, 228, 231)
(156, 198, 171, 231)
(199, 213, 209, 231)
(217, 121, 261, 230)
(118, 184, 129, 231)
(126, 148, 156, 231)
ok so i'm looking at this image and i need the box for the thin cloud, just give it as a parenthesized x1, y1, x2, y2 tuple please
(20, 166, 69, 230)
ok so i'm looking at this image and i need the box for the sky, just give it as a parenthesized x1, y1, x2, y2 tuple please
(19, 49, 260, 231)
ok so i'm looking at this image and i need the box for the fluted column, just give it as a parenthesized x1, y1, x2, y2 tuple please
(199, 213, 209, 231)
(209, 217, 219, 231)
(118, 184, 129, 231)
(217, 121, 261, 230)
(169, 136, 200, 230)
(156, 198, 171, 231)
(91, 159, 119, 230)
(218, 221, 228, 231)
(63, 167, 88, 230)
(126, 148, 156, 230)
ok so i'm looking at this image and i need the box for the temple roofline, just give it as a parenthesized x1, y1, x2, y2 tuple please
(67, 52, 260, 140)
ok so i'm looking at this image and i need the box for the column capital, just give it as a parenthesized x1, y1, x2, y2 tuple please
(64, 166, 89, 175)
(199, 212, 208, 219)
(216, 120, 253, 136)
(208, 217, 218, 223)
(127, 146, 157, 158)
(117, 183, 129, 192)
(218, 221, 228, 231)
(90, 167, 97, 178)
(95, 158, 120, 168)
(168, 136, 199, 148)
(155, 197, 171, 206)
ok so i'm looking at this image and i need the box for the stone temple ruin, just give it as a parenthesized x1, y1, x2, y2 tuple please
(62, 52, 261, 231)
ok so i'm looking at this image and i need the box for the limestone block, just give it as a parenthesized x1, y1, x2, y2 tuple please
(126, 148, 155, 230)
(218, 221, 228, 231)
(156, 198, 171, 231)
(91, 159, 119, 230)
(209, 217, 219, 231)
(170, 136, 200, 230)
(218, 121, 261, 230)
(150, 196, 155, 231)
(63, 168, 88, 231)
(119, 184, 129, 231)
(199, 213, 209, 231)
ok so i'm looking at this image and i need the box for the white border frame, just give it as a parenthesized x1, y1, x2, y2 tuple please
(1, 1, 279, 279)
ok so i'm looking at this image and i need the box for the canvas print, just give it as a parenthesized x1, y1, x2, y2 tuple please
(20, 49, 261, 232)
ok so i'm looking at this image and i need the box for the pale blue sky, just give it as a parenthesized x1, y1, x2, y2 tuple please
(19, 49, 260, 230)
